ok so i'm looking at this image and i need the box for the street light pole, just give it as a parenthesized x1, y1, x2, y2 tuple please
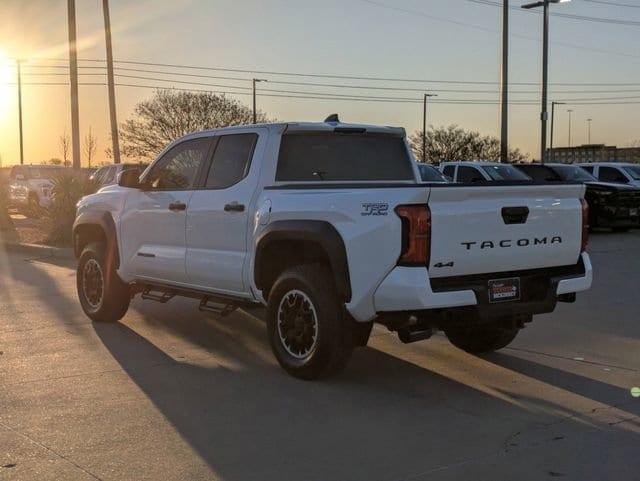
(67, 0, 81, 170)
(587, 118, 592, 144)
(522, 0, 571, 163)
(500, 0, 509, 163)
(550, 101, 565, 163)
(102, 0, 121, 164)
(422, 93, 437, 163)
(567, 109, 573, 147)
(252, 79, 266, 124)
(16, 59, 24, 165)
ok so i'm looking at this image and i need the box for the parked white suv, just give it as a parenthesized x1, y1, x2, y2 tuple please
(577, 163, 640, 188)
(8, 165, 63, 216)
(439, 161, 532, 183)
(73, 121, 592, 379)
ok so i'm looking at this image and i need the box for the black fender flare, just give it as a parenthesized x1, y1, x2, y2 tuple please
(72, 210, 120, 268)
(254, 220, 352, 301)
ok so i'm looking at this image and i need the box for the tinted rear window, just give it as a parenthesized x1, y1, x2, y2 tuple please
(516, 165, 562, 182)
(276, 133, 415, 182)
(481, 165, 531, 181)
(552, 165, 596, 182)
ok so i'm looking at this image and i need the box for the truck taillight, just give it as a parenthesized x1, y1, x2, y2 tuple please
(580, 198, 589, 252)
(396, 205, 431, 266)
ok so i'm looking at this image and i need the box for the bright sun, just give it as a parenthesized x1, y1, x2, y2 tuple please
(0, 49, 13, 122)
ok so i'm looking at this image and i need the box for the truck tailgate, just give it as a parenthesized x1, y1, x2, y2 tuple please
(427, 184, 585, 278)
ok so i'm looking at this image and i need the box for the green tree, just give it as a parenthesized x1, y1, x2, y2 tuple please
(115, 89, 269, 160)
(409, 125, 529, 164)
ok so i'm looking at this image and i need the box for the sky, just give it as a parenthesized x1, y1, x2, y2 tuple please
(0, 0, 639, 166)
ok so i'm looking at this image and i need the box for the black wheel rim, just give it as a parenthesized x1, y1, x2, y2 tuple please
(277, 290, 318, 360)
(82, 258, 104, 312)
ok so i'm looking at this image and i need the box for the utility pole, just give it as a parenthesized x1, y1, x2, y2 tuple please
(587, 118, 592, 144)
(522, 0, 571, 163)
(16, 59, 24, 165)
(67, 0, 81, 170)
(550, 101, 565, 163)
(252, 79, 266, 124)
(500, 0, 509, 163)
(102, 0, 121, 164)
(422, 93, 437, 163)
(567, 109, 573, 147)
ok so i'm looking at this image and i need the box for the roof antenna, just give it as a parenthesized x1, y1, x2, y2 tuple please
(324, 113, 340, 123)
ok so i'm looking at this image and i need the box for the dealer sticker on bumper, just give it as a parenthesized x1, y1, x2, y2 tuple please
(488, 278, 521, 303)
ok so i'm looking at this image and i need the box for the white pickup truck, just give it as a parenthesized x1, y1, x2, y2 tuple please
(74, 120, 592, 380)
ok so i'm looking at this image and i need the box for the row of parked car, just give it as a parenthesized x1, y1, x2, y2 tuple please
(418, 161, 640, 231)
(7, 163, 146, 217)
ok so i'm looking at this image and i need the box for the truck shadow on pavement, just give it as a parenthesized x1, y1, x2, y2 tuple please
(91, 297, 640, 481)
(485, 352, 640, 417)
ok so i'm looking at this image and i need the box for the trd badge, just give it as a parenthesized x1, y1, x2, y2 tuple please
(361, 203, 389, 216)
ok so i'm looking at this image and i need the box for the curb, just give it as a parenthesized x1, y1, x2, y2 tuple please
(1, 241, 74, 260)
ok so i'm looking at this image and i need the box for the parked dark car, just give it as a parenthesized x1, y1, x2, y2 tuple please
(514, 163, 640, 231)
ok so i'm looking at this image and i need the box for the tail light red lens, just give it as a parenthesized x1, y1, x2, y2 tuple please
(395, 205, 431, 266)
(580, 198, 589, 252)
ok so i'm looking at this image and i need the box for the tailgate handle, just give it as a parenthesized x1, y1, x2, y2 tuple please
(501, 206, 529, 225)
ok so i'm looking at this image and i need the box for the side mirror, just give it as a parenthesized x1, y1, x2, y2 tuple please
(118, 169, 143, 188)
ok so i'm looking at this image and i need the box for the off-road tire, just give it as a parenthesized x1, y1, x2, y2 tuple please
(445, 325, 519, 354)
(77, 241, 130, 323)
(267, 264, 353, 380)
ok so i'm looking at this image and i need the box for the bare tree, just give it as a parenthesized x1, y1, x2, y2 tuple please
(59, 131, 71, 167)
(409, 125, 529, 164)
(83, 126, 97, 168)
(629, 139, 640, 148)
(118, 89, 269, 159)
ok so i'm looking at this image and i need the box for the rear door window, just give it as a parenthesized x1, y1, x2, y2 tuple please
(517, 165, 561, 182)
(276, 133, 415, 182)
(599, 167, 628, 184)
(205, 133, 257, 189)
(457, 166, 485, 183)
(442, 165, 456, 179)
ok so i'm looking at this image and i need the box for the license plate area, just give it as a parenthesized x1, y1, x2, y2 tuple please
(488, 277, 521, 303)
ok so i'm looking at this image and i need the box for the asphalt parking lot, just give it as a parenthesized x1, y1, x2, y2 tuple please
(1, 231, 639, 481)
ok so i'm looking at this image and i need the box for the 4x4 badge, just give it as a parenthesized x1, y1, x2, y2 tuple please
(434, 261, 454, 268)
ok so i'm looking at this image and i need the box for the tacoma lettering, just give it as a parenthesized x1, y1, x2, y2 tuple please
(461, 236, 563, 250)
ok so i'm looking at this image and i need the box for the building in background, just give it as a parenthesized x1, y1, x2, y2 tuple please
(547, 144, 640, 164)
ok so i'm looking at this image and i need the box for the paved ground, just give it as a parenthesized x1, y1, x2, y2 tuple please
(1, 232, 639, 481)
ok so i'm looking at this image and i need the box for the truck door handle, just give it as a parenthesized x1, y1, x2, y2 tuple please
(502, 206, 529, 224)
(168, 202, 187, 211)
(224, 202, 245, 212)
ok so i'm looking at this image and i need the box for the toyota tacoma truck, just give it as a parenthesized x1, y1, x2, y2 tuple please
(73, 120, 593, 380)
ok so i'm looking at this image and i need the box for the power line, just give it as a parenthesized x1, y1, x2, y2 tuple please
(468, 0, 640, 26)
(358, 0, 640, 59)
(18, 57, 640, 88)
(580, 0, 640, 8)
(7, 80, 640, 106)
(19, 67, 640, 94)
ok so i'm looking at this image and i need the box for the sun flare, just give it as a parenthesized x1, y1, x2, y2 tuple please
(0, 49, 13, 122)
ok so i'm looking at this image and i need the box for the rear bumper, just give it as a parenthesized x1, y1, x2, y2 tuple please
(595, 205, 640, 227)
(373, 253, 592, 319)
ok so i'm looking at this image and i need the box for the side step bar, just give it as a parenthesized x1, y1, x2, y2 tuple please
(134, 282, 253, 317)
